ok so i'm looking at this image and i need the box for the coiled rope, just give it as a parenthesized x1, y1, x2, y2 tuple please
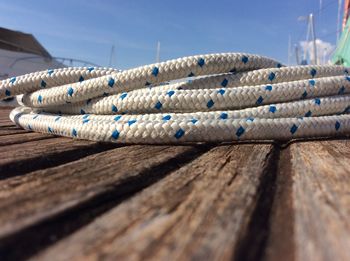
(1, 52, 350, 143)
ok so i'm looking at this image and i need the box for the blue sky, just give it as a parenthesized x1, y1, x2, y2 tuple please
(0, 0, 341, 69)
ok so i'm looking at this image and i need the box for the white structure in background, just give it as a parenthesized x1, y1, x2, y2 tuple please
(300, 39, 335, 65)
(0, 27, 65, 80)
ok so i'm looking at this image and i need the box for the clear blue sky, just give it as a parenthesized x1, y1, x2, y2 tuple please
(0, 0, 340, 69)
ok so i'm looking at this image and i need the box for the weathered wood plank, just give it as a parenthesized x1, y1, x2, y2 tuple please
(0, 144, 208, 260)
(0, 108, 12, 117)
(0, 126, 29, 136)
(0, 138, 116, 178)
(265, 139, 350, 261)
(31, 143, 277, 261)
(0, 108, 18, 126)
(0, 110, 9, 117)
(0, 119, 13, 127)
(0, 123, 14, 128)
(0, 110, 12, 122)
(0, 132, 55, 146)
(0, 122, 11, 127)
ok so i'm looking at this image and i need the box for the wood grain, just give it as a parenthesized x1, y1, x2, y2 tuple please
(289, 140, 350, 261)
(264, 139, 350, 261)
(31, 144, 276, 261)
(0, 132, 55, 146)
(0, 145, 197, 236)
(0, 144, 208, 260)
(0, 138, 116, 178)
(0, 120, 13, 127)
(0, 107, 12, 118)
(0, 126, 29, 136)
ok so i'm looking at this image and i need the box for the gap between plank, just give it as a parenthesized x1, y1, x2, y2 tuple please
(233, 144, 280, 261)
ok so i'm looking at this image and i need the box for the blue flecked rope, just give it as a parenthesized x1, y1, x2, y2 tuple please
(2, 52, 350, 143)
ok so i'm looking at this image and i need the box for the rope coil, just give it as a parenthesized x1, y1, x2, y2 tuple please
(1, 52, 350, 143)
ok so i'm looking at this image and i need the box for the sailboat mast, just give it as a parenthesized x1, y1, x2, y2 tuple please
(156, 41, 160, 63)
(310, 14, 317, 64)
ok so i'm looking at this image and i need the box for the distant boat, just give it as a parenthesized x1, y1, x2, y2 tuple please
(332, 0, 350, 66)
(333, 20, 350, 66)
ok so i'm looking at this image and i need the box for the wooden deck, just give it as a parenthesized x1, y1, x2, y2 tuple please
(1, 107, 350, 261)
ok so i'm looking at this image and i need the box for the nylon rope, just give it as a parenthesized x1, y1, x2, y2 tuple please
(1, 52, 350, 144)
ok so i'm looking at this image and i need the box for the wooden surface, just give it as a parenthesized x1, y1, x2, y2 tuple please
(0, 107, 350, 261)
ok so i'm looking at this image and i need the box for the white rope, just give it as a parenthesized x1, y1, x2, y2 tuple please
(1, 52, 350, 144)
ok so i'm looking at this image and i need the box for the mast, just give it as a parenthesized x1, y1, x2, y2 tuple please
(337, 0, 343, 42)
(310, 14, 318, 64)
(288, 35, 292, 65)
(156, 41, 160, 63)
(109, 44, 115, 67)
(303, 16, 310, 62)
(295, 44, 300, 65)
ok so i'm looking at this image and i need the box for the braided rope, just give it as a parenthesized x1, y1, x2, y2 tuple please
(2, 52, 350, 144)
